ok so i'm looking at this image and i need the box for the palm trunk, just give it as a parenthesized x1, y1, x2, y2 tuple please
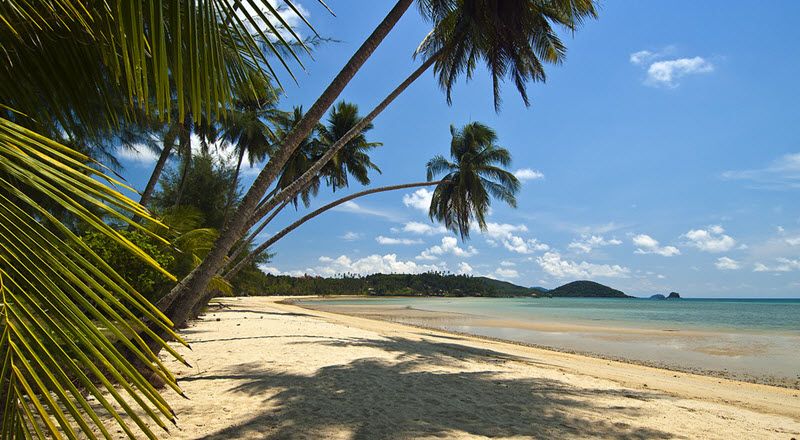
(248, 49, 441, 228)
(227, 198, 291, 264)
(173, 122, 191, 207)
(222, 147, 246, 224)
(131, 140, 172, 224)
(224, 180, 446, 281)
(156, 0, 415, 328)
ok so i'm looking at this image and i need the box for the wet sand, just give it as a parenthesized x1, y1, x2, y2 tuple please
(299, 300, 800, 388)
(108, 296, 799, 439)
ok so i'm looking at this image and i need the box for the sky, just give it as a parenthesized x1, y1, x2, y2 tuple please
(117, 1, 800, 298)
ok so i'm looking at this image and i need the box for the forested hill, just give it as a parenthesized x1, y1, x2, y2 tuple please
(547, 280, 632, 298)
(245, 272, 537, 297)
(242, 272, 630, 298)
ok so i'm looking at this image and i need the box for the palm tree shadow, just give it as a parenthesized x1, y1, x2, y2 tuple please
(195, 336, 674, 439)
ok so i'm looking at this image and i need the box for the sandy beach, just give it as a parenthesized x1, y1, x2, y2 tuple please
(135, 296, 800, 439)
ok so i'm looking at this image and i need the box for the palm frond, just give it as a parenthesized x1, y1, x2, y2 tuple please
(0, 116, 187, 438)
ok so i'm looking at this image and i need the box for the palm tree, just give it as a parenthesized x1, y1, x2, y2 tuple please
(317, 101, 383, 191)
(160, 1, 597, 328)
(1, 1, 313, 436)
(219, 76, 285, 221)
(223, 121, 519, 280)
(427, 122, 519, 238)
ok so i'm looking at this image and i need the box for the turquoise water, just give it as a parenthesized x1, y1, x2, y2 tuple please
(299, 297, 800, 385)
(303, 297, 800, 334)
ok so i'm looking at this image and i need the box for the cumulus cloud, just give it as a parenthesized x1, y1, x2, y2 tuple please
(632, 234, 681, 256)
(375, 236, 423, 245)
(264, 254, 444, 277)
(494, 268, 519, 279)
(630, 48, 713, 87)
(721, 153, 800, 190)
(536, 252, 631, 279)
(457, 262, 474, 275)
(481, 222, 549, 254)
(417, 236, 477, 260)
(645, 57, 713, 87)
(402, 188, 433, 212)
(715, 257, 741, 270)
(500, 260, 516, 267)
(513, 168, 545, 182)
(753, 258, 800, 273)
(568, 235, 622, 254)
(395, 221, 448, 235)
(684, 225, 736, 253)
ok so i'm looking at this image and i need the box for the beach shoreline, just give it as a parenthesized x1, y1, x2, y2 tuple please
(291, 296, 800, 389)
(115, 295, 800, 439)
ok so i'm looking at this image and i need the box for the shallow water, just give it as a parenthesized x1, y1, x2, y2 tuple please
(298, 297, 800, 387)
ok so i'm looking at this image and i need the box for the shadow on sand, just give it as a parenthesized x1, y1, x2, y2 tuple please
(189, 333, 673, 439)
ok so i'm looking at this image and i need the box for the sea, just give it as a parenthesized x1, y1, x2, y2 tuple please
(298, 297, 800, 387)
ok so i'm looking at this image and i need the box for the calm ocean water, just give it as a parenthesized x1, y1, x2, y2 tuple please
(299, 297, 800, 385)
(303, 297, 800, 334)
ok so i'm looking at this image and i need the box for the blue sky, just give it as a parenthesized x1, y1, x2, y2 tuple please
(118, 1, 800, 297)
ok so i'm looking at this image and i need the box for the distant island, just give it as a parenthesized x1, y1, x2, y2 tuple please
(244, 272, 634, 298)
(547, 280, 633, 298)
(649, 291, 682, 300)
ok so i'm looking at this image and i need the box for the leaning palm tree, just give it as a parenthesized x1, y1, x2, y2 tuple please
(427, 122, 519, 238)
(222, 121, 519, 281)
(160, 0, 598, 348)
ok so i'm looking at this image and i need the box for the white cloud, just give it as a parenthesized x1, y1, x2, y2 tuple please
(395, 221, 448, 235)
(341, 232, 362, 241)
(375, 236, 423, 245)
(513, 168, 545, 182)
(715, 257, 741, 270)
(494, 268, 519, 279)
(333, 201, 393, 219)
(118, 144, 160, 165)
(500, 260, 516, 267)
(270, 254, 444, 277)
(753, 258, 800, 273)
(457, 262, 473, 275)
(481, 222, 549, 254)
(536, 252, 631, 279)
(646, 57, 713, 87)
(568, 235, 622, 254)
(402, 188, 433, 212)
(502, 236, 550, 254)
(721, 153, 800, 190)
(684, 226, 736, 253)
(417, 236, 477, 260)
(630, 48, 713, 87)
(629, 50, 656, 66)
(632, 234, 681, 257)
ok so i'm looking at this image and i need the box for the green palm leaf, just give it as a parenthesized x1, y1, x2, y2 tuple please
(0, 116, 186, 439)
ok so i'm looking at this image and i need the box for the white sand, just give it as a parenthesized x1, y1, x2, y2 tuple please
(126, 296, 800, 439)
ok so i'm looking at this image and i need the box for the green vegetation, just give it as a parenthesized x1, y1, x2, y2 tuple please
(253, 272, 535, 297)
(547, 281, 632, 298)
(1, 1, 597, 437)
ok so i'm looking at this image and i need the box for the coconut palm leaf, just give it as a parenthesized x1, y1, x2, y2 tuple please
(0, 116, 187, 438)
(0, 0, 318, 138)
(416, 0, 598, 110)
